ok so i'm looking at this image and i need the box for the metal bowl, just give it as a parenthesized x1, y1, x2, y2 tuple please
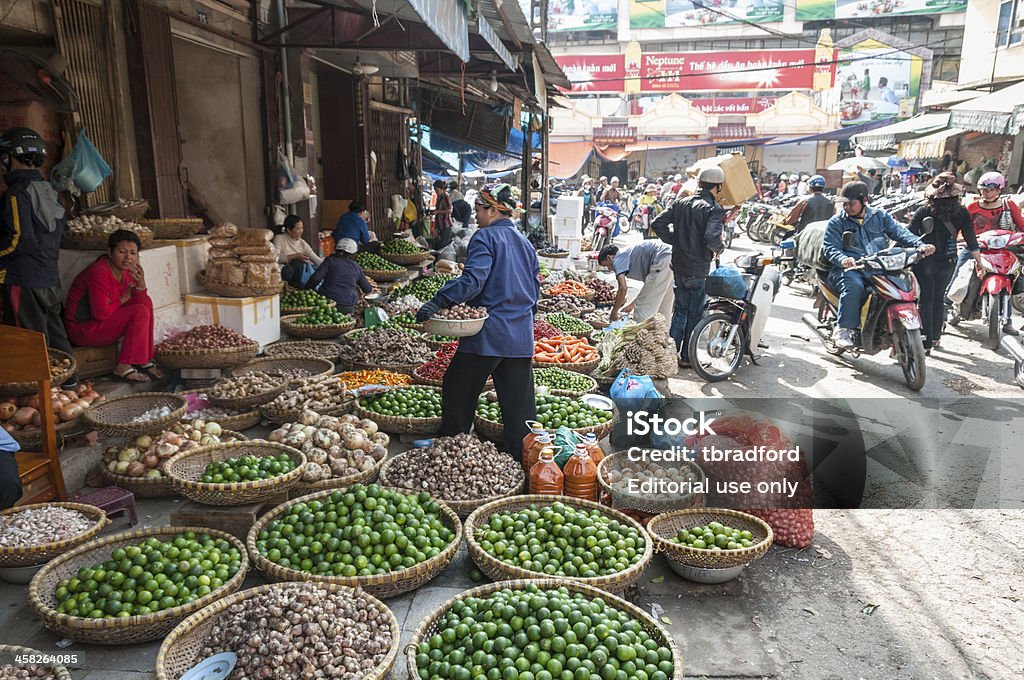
(0, 563, 44, 584)
(422, 315, 488, 338)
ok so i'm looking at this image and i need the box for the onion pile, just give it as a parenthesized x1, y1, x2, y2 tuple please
(101, 421, 235, 480)
(156, 325, 256, 352)
(267, 410, 388, 483)
(0, 384, 103, 435)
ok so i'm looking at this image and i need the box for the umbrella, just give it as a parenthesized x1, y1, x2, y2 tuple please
(828, 156, 889, 172)
(886, 156, 909, 168)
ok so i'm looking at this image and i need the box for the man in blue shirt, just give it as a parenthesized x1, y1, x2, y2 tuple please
(0, 427, 21, 509)
(823, 181, 934, 348)
(331, 201, 371, 246)
(416, 183, 540, 457)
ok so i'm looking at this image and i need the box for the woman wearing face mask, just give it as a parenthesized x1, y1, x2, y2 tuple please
(64, 229, 162, 382)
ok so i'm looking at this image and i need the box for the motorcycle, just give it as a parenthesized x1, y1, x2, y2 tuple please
(777, 238, 816, 294)
(687, 252, 783, 382)
(585, 201, 621, 253)
(801, 240, 931, 391)
(1000, 335, 1024, 389)
(948, 229, 1024, 350)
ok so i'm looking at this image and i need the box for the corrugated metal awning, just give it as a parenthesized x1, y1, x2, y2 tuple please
(897, 128, 965, 160)
(949, 81, 1024, 135)
(851, 113, 951, 151)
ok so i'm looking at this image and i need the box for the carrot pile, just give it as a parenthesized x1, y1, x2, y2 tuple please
(533, 335, 599, 364)
(544, 280, 591, 297)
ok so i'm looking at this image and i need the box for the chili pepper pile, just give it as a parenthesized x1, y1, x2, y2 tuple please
(416, 342, 459, 381)
(336, 370, 411, 390)
(534, 319, 559, 340)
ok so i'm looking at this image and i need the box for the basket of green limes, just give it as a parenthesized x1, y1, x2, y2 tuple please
(280, 289, 337, 315)
(646, 508, 773, 583)
(353, 385, 443, 434)
(164, 441, 307, 506)
(281, 310, 356, 339)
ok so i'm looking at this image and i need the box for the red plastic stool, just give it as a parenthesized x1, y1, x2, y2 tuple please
(69, 487, 138, 527)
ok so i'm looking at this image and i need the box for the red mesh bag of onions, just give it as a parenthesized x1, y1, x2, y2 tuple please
(688, 412, 814, 548)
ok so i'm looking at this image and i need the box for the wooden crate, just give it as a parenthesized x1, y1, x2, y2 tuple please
(169, 493, 289, 541)
(71, 344, 118, 379)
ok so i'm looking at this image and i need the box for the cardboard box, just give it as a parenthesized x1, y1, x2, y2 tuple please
(183, 293, 281, 349)
(139, 244, 181, 309)
(556, 236, 582, 259)
(556, 195, 584, 219)
(551, 216, 579, 238)
(164, 236, 210, 295)
(687, 154, 757, 208)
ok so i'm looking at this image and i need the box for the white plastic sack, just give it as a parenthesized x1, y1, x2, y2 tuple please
(948, 259, 974, 305)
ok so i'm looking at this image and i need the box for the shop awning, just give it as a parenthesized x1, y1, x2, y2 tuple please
(851, 113, 951, 151)
(404, 0, 469, 62)
(624, 140, 705, 152)
(950, 81, 1024, 135)
(594, 145, 630, 162)
(897, 128, 965, 160)
(547, 141, 594, 179)
(765, 117, 897, 145)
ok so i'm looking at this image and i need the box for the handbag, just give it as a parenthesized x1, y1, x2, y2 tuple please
(999, 199, 1014, 230)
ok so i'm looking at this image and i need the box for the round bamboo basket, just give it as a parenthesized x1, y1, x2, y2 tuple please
(165, 441, 306, 506)
(142, 218, 203, 239)
(0, 503, 110, 568)
(204, 376, 289, 411)
(646, 508, 774, 571)
(86, 199, 149, 222)
(596, 450, 706, 514)
(353, 386, 443, 434)
(82, 392, 187, 437)
(100, 430, 248, 498)
(154, 582, 401, 680)
(181, 406, 261, 432)
(473, 393, 613, 444)
(287, 455, 385, 499)
(261, 396, 354, 425)
(63, 230, 153, 251)
(363, 268, 408, 283)
(156, 342, 259, 370)
(404, 579, 684, 680)
(537, 249, 569, 259)
(28, 526, 248, 644)
(262, 339, 342, 362)
(0, 645, 72, 680)
(532, 356, 600, 375)
(247, 486, 462, 599)
(0, 349, 77, 396)
(379, 453, 525, 519)
(231, 356, 335, 386)
(464, 495, 653, 592)
(280, 298, 336, 315)
(198, 271, 283, 298)
(9, 419, 80, 450)
(281, 314, 356, 339)
(340, 357, 423, 377)
(538, 299, 596, 316)
(542, 287, 596, 302)
(533, 368, 598, 397)
(381, 250, 432, 266)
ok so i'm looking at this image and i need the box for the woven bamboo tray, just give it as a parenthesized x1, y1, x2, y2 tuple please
(232, 356, 335, 385)
(246, 487, 462, 598)
(379, 453, 525, 519)
(86, 199, 149, 222)
(261, 396, 354, 425)
(280, 298, 336, 315)
(597, 450, 705, 514)
(0, 503, 110, 568)
(165, 440, 306, 506)
(198, 270, 283, 298)
(381, 250, 431, 266)
(27, 526, 248, 644)
(9, 419, 80, 450)
(404, 579, 684, 680)
(474, 392, 613, 444)
(262, 339, 342, 362)
(532, 356, 600, 375)
(62, 230, 154, 251)
(542, 287, 596, 302)
(142, 218, 203, 239)
(205, 376, 289, 410)
(82, 392, 187, 437)
(411, 365, 493, 389)
(100, 430, 248, 498)
(424, 336, 457, 351)
(0, 644, 72, 680)
(156, 341, 259, 370)
(344, 327, 425, 343)
(363, 268, 408, 282)
(154, 582, 401, 680)
(281, 314, 356, 340)
(287, 455, 385, 499)
(534, 369, 598, 397)
(0, 349, 77, 396)
(464, 495, 653, 592)
(353, 387, 443, 434)
(537, 249, 569, 259)
(646, 508, 774, 570)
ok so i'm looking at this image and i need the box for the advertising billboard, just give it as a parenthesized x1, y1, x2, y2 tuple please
(548, 0, 618, 33)
(836, 39, 925, 125)
(631, 0, 784, 29)
(796, 0, 967, 21)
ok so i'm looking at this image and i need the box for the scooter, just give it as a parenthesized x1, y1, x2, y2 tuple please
(948, 229, 1024, 350)
(1000, 335, 1024, 389)
(687, 252, 783, 382)
(801, 237, 931, 391)
(586, 201, 621, 253)
(777, 238, 816, 294)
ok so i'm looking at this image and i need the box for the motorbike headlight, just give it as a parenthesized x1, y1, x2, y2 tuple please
(877, 253, 907, 270)
(982, 234, 1010, 249)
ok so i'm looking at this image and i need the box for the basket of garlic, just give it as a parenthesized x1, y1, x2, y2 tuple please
(63, 214, 154, 251)
(597, 449, 706, 514)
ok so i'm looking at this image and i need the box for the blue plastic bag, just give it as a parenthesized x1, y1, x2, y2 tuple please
(298, 260, 316, 288)
(609, 369, 663, 413)
(51, 130, 111, 194)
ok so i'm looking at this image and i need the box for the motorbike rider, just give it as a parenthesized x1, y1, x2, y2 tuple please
(600, 176, 622, 205)
(652, 166, 726, 367)
(822, 181, 935, 349)
(635, 183, 664, 238)
(783, 175, 836, 237)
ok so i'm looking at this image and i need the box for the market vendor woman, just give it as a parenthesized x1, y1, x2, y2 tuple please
(64, 229, 162, 383)
(416, 183, 540, 457)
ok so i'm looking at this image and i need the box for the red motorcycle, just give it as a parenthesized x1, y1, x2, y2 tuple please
(949, 229, 1024, 350)
(585, 201, 621, 253)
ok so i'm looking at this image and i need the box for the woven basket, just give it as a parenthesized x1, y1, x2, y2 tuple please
(86, 199, 150, 222)
(62, 230, 154, 251)
(353, 387, 443, 434)
(232, 356, 335, 386)
(534, 370, 598, 398)
(411, 365, 490, 389)
(287, 455, 385, 499)
(381, 250, 431, 266)
(82, 392, 187, 437)
(597, 450, 706, 514)
(532, 356, 600, 375)
(542, 288, 596, 302)
(281, 314, 356, 340)
(424, 336, 457, 351)
(262, 340, 342, 362)
(0, 644, 72, 680)
(363, 268, 408, 282)
(156, 341, 259, 370)
(646, 508, 774, 570)
(27, 526, 248, 644)
(198, 270, 283, 298)
(473, 413, 612, 445)
(9, 419, 80, 450)
(280, 299, 337, 315)
(404, 579, 684, 680)
(100, 430, 248, 498)
(537, 250, 570, 259)
(165, 440, 306, 506)
(154, 582, 401, 680)
(538, 299, 596, 316)
(246, 487, 462, 599)
(142, 218, 203, 239)
(379, 454, 525, 519)
(0, 349, 77, 396)
(0, 503, 109, 568)
(261, 396, 354, 425)
(205, 376, 289, 410)
(340, 357, 423, 377)
(181, 406, 262, 432)
(464, 495, 653, 592)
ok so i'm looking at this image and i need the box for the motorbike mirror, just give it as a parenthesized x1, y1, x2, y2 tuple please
(842, 231, 855, 250)
(922, 216, 934, 235)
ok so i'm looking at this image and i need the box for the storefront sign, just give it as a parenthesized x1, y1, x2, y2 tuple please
(689, 97, 777, 114)
(555, 54, 625, 93)
(763, 142, 819, 174)
(796, 0, 968, 21)
(548, 0, 618, 32)
(631, 0, 783, 29)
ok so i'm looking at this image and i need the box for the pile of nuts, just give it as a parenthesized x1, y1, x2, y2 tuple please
(0, 506, 96, 548)
(385, 433, 521, 501)
(156, 325, 256, 352)
(263, 341, 339, 361)
(268, 411, 388, 485)
(209, 372, 285, 401)
(102, 421, 234, 480)
(198, 583, 394, 680)
(538, 295, 595, 316)
(0, 663, 59, 679)
(602, 460, 702, 499)
(264, 377, 352, 416)
(430, 304, 487, 320)
(349, 328, 432, 366)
